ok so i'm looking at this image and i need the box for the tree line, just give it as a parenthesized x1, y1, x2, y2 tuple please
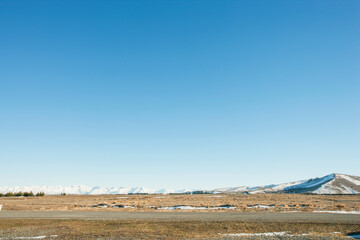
(0, 191, 45, 197)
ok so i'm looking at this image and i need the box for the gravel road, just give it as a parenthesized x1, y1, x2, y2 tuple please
(0, 211, 359, 223)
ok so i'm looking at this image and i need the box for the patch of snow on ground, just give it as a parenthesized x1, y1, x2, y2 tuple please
(13, 236, 47, 239)
(158, 206, 208, 210)
(314, 210, 360, 214)
(158, 205, 236, 210)
(247, 205, 273, 209)
(221, 232, 287, 237)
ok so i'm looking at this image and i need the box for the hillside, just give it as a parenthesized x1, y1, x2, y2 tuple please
(215, 173, 360, 194)
(0, 173, 359, 195)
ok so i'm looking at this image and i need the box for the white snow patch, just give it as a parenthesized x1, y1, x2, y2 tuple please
(13, 236, 47, 239)
(247, 205, 273, 209)
(158, 205, 235, 210)
(314, 210, 360, 214)
(221, 232, 287, 237)
(159, 206, 208, 210)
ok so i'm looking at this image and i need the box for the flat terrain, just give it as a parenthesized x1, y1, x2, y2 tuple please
(1, 211, 360, 222)
(0, 194, 359, 239)
(1, 194, 360, 212)
(0, 215, 359, 239)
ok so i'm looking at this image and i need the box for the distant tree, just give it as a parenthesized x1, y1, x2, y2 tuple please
(23, 192, 30, 197)
(192, 191, 211, 194)
(5, 192, 14, 197)
(61, 193, 66, 196)
(14, 192, 23, 197)
(36, 192, 45, 196)
(0, 193, 4, 197)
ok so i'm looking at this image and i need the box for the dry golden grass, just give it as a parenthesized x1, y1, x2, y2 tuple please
(0, 219, 358, 239)
(0, 194, 359, 212)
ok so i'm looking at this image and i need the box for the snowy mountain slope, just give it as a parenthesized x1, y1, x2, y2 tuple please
(283, 174, 336, 193)
(0, 185, 195, 195)
(215, 173, 360, 194)
(312, 174, 360, 194)
(0, 173, 359, 195)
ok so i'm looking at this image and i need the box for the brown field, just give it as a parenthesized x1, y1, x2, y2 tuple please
(1, 194, 359, 239)
(0, 219, 359, 239)
(1, 193, 360, 212)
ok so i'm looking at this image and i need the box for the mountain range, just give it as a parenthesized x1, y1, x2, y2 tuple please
(215, 173, 360, 194)
(0, 173, 359, 195)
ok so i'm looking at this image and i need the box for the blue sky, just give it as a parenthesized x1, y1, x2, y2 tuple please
(0, 0, 359, 189)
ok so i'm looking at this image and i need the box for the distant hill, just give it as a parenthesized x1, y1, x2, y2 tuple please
(215, 173, 360, 194)
(1, 173, 359, 195)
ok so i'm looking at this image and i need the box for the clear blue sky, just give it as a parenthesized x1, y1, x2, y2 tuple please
(0, 0, 359, 189)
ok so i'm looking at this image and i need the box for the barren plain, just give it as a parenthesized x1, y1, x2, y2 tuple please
(1, 193, 360, 212)
(0, 194, 359, 239)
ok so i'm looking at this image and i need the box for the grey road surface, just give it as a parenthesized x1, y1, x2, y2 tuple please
(0, 211, 359, 223)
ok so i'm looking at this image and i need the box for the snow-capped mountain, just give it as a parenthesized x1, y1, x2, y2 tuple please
(0, 173, 359, 195)
(0, 185, 194, 195)
(215, 173, 360, 194)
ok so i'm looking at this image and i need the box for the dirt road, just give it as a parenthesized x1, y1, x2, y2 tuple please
(0, 211, 359, 223)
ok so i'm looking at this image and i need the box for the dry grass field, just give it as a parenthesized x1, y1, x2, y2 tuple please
(0, 219, 359, 239)
(0, 193, 359, 212)
(1, 194, 359, 239)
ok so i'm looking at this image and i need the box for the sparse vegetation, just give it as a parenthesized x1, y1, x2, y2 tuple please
(0, 193, 359, 212)
(0, 219, 358, 239)
(0, 191, 44, 197)
(191, 190, 212, 194)
(5, 192, 14, 197)
(23, 191, 34, 197)
(14, 191, 23, 197)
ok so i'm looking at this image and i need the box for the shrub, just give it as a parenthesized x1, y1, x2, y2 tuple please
(0, 193, 3, 197)
(336, 204, 345, 209)
(14, 192, 23, 197)
(61, 193, 66, 196)
(5, 192, 14, 197)
(22, 192, 34, 197)
(36, 192, 45, 196)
